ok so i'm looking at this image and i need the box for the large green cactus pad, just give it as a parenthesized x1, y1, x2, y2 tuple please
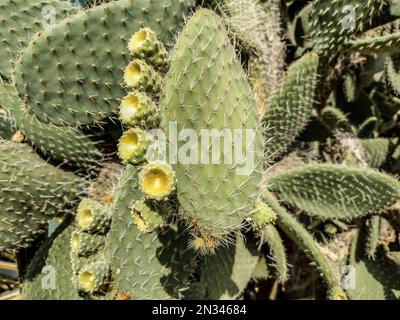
(263, 52, 319, 161)
(0, 141, 85, 250)
(269, 164, 400, 219)
(0, 0, 76, 79)
(309, 0, 387, 55)
(0, 83, 102, 171)
(14, 0, 194, 126)
(106, 165, 196, 299)
(160, 9, 263, 247)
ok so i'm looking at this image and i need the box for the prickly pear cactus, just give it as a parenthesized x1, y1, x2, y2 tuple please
(0, 0, 77, 79)
(347, 231, 400, 300)
(309, 0, 388, 55)
(0, 82, 103, 171)
(1, 0, 400, 302)
(160, 9, 263, 251)
(14, 0, 194, 126)
(23, 219, 82, 300)
(263, 52, 320, 160)
(268, 164, 400, 219)
(0, 141, 86, 251)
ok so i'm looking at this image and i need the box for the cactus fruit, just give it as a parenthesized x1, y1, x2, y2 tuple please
(76, 198, 111, 234)
(14, 0, 194, 126)
(252, 200, 277, 228)
(131, 200, 165, 233)
(123, 59, 162, 93)
(117, 128, 148, 164)
(70, 230, 105, 256)
(268, 164, 400, 219)
(119, 91, 158, 128)
(0, 141, 86, 251)
(160, 8, 263, 250)
(69, 194, 111, 299)
(128, 28, 169, 71)
(78, 261, 109, 294)
(138, 162, 176, 201)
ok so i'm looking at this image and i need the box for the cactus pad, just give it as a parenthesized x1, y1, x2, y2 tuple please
(0, 141, 85, 250)
(14, 0, 194, 126)
(160, 9, 263, 249)
(269, 164, 400, 219)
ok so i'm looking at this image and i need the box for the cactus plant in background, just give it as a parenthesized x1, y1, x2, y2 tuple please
(160, 8, 263, 252)
(0, 0, 102, 171)
(212, 0, 286, 108)
(268, 164, 400, 219)
(0, 141, 86, 251)
(23, 220, 82, 300)
(346, 230, 400, 300)
(1, 0, 400, 301)
(0, 82, 103, 171)
(263, 52, 320, 160)
(13, 0, 194, 126)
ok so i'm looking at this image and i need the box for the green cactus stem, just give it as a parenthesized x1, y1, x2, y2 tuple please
(263, 190, 346, 300)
